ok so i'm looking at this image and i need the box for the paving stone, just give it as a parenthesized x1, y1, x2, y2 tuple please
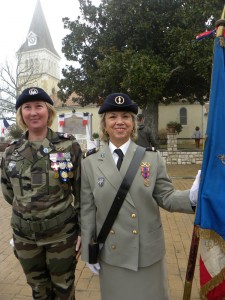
(0, 165, 201, 299)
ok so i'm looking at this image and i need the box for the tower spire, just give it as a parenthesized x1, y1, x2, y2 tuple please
(18, 0, 60, 57)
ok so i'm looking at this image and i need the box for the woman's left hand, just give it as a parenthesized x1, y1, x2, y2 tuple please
(75, 235, 81, 260)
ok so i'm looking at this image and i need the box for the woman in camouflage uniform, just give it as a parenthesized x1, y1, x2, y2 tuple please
(1, 87, 82, 300)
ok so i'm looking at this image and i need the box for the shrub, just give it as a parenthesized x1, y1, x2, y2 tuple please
(166, 121, 183, 134)
(92, 132, 99, 139)
(6, 123, 23, 140)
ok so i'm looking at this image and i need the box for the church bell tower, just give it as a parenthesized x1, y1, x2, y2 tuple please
(17, 0, 61, 96)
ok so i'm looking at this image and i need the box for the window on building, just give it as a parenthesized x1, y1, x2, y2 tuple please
(180, 107, 187, 125)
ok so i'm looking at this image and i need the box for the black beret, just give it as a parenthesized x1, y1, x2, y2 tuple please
(98, 93, 138, 114)
(16, 87, 54, 110)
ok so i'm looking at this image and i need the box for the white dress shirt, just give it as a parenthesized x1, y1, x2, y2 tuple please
(109, 139, 131, 166)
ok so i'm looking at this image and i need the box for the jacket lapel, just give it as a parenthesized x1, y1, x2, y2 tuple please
(98, 142, 138, 207)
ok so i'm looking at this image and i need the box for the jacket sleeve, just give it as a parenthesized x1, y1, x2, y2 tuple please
(80, 158, 97, 262)
(152, 152, 193, 213)
(0, 151, 14, 205)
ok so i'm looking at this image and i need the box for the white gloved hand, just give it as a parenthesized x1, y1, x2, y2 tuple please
(10, 238, 14, 247)
(86, 262, 100, 275)
(189, 170, 201, 206)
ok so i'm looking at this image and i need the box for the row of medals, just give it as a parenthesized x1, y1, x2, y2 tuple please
(50, 152, 73, 189)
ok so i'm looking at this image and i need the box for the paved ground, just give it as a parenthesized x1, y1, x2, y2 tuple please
(0, 164, 202, 300)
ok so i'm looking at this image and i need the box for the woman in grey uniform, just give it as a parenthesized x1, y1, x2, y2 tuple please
(80, 93, 199, 300)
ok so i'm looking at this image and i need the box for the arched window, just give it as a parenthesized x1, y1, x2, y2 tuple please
(180, 107, 187, 125)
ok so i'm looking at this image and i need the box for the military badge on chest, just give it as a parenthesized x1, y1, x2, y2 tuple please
(50, 152, 73, 189)
(97, 177, 105, 187)
(7, 161, 17, 173)
(140, 162, 150, 187)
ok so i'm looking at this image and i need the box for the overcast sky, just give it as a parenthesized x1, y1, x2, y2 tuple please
(0, 0, 100, 68)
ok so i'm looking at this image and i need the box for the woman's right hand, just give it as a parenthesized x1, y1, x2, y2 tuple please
(86, 262, 100, 275)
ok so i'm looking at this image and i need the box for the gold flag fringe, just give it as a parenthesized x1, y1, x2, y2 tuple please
(198, 228, 225, 252)
(198, 228, 225, 299)
(219, 37, 225, 47)
(200, 267, 225, 300)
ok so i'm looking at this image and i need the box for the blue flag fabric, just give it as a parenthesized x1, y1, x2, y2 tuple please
(195, 36, 225, 239)
(3, 118, 10, 128)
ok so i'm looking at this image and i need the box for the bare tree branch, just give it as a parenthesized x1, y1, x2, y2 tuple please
(0, 52, 42, 116)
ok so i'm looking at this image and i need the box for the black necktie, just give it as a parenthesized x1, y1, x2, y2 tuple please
(114, 149, 124, 170)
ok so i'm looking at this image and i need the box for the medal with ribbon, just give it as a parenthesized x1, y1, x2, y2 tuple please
(140, 162, 150, 186)
(50, 152, 74, 187)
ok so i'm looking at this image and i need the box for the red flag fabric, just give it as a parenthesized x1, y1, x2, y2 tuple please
(83, 112, 88, 126)
(59, 114, 65, 127)
(196, 29, 216, 41)
(194, 28, 225, 298)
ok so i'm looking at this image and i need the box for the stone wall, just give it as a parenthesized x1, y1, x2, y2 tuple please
(160, 133, 203, 165)
(160, 150, 203, 165)
(0, 134, 203, 165)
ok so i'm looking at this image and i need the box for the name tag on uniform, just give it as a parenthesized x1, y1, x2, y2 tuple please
(31, 173, 43, 185)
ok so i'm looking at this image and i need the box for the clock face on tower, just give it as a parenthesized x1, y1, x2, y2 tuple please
(27, 32, 37, 46)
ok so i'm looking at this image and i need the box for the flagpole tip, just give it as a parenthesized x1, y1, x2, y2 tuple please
(216, 5, 225, 37)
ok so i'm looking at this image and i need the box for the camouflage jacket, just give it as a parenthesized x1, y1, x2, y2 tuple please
(1, 128, 82, 224)
(137, 125, 157, 148)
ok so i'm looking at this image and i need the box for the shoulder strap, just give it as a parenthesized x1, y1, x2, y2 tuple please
(97, 146, 146, 244)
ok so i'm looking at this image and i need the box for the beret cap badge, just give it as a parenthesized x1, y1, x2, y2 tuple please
(16, 87, 54, 110)
(29, 88, 38, 96)
(115, 96, 125, 105)
(98, 92, 138, 114)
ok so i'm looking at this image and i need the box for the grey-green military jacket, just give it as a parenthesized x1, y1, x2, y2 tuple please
(81, 141, 194, 271)
(1, 128, 82, 226)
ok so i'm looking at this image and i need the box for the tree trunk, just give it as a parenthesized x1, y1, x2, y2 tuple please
(142, 102, 159, 142)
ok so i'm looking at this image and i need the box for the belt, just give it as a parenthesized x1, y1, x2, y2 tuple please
(11, 205, 75, 233)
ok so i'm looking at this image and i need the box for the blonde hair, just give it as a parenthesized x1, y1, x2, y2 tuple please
(16, 102, 57, 131)
(99, 112, 137, 143)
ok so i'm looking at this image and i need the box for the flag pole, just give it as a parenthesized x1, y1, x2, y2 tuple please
(215, 5, 225, 37)
(183, 225, 200, 300)
(183, 6, 225, 300)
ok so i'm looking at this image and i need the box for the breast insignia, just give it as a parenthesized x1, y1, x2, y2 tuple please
(83, 147, 99, 158)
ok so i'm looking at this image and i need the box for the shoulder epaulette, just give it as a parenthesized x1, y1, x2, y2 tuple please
(83, 147, 99, 158)
(146, 146, 157, 152)
(58, 132, 73, 140)
(7, 140, 18, 147)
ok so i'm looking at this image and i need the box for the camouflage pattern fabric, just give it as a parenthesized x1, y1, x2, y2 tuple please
(0, 128, 82, 299)
(13, 219, 77, 299)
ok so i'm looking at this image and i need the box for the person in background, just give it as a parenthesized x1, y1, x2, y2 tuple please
(0, 87, 82, 300)
(192, 126, 202, 148)
(80, 92, 200, 300)
(136, 113, 157, 149)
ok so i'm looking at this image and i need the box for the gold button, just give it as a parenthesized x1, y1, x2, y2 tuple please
(110, 229, 115, 234)
(131, 213, 136, 218)
(111, 245, 116, 250)
(132, 230, 138, 235)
